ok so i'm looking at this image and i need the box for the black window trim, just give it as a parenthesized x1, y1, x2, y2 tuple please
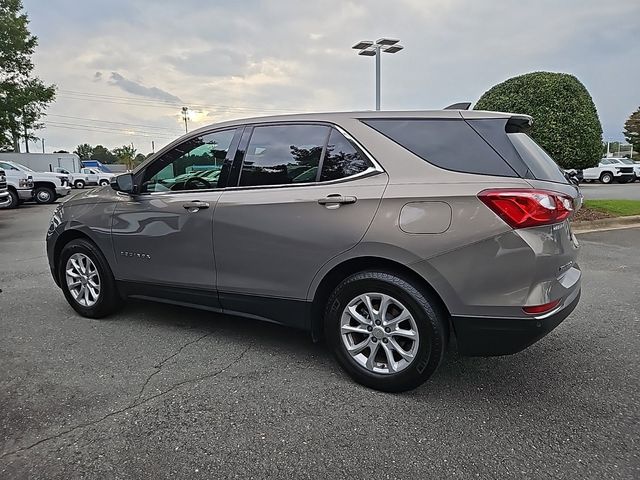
(134, 126, 242, 196)
(227, 120, 384, 192)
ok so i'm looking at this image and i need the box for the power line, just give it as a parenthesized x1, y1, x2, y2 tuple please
(44, 121, 178, 140)
(56, 89, 304, 114)
(46, 113, 183, 133)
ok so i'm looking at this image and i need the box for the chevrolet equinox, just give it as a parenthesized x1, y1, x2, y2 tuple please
(46, 110, 582, 392)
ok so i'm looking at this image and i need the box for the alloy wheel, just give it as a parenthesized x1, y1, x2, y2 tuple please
(65, 253, 101, 307)
(340, 292, 420, 374)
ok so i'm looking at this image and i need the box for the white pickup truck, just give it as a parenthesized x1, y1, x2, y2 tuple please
(0, 163, 34, 208)
(582, 158, 636, 184)
(78, 167, 116, 188)
(0, 160, 71, 204)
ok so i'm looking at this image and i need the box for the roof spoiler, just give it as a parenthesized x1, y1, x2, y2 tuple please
(506, 115, 533, 133)
(443, 102, 472, 110)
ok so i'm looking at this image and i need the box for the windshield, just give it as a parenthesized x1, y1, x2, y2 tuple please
(620, 159, 634, 165)
(10, 162, 34, 172)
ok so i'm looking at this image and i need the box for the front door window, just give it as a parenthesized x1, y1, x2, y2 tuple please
(141, 129, 237, 193)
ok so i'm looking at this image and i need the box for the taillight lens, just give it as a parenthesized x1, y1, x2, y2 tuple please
(478, 189, 574, 229)
(523, 299, 561, 315)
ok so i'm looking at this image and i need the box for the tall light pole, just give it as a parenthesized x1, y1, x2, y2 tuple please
(181, 106, 189, 134)
(353, 38, 404, 111)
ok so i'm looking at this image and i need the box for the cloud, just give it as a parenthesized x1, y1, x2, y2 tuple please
(108, 72, 182, 103)
(24, 0, 640, 151)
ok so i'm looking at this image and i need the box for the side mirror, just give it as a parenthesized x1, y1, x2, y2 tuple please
(111, 173, 134, 193)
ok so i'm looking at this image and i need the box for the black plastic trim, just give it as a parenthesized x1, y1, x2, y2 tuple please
(117, 281, 311, 331)
(451, 290, 580, 357)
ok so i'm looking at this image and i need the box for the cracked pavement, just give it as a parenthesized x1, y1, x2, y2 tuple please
(1, 204, 639, 479)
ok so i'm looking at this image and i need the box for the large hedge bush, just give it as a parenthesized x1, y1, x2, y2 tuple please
(474, 72, 602, 170)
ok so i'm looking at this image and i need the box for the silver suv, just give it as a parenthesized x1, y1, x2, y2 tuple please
(46, 110, 582, 392)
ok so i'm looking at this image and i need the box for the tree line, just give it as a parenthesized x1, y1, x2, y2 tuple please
(0, 0, 55, 152)
(72, 143, 149, 169)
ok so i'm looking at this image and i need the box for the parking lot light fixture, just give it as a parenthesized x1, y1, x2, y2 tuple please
(352, 38, 404, 110)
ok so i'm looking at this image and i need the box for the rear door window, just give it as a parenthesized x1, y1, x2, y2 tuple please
(239, 124, 329, 187)
(507, 133, 567, 183)
(362, 118, 517, 177)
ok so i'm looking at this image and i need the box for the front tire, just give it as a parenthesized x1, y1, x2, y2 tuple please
(58, 238, 123, 318)
(324, 271, 447, 392)
(600, 172, 613, 184)
(34, 186, 55, 204)
(3, 190, 19, 209)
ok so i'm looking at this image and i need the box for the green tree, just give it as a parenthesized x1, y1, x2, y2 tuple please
(0, 0, 56, 152)
(112, 144, 137, 170)
(133, 153, 146, 166)
(623, 107, 640, 154)
(474, 71, 602, 170)
(91, 144, 117, 164)
(74, 143, 94, 160)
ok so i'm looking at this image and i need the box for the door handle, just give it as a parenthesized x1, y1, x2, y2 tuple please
(317, 195, 357, 206)
(183, 200, 210, 212)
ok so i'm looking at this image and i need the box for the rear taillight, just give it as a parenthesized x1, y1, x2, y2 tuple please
(523, 299, 561, 315)
(478, 189, 573, 229)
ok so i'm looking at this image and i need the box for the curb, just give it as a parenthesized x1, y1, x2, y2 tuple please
(573, 214, 640, 234)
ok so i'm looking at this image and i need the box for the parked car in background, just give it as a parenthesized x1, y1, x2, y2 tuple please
(0, 168, 11, 208)
(582, 158, 636, 184)
(0, 161, 71, 204)
(563, 169, 583, 185)
(54, 167, 90, 189)
(619, 158, 640, 181)
(78, 167, 116, 187)
(1, 163, 33, 208)
(47, 110, 581, 392)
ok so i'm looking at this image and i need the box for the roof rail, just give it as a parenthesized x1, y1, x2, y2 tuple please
(443, 102, 472, 110)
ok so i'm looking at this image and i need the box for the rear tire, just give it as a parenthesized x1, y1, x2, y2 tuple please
(58, 238, 123, 318)
(74, 180, 85, 189)
(34, 186, 55, 204)
(324, 271, 447, 392)
(600, 172, 613, 184)
(99, 180, 110, 186)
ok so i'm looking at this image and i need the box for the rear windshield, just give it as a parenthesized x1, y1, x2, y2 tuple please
(507, 133, 567, 183)
(361, 119, 517, 177)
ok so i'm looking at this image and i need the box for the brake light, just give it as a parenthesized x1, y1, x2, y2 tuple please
(523, 299, 561, 315)
(478, 189, 573, 229)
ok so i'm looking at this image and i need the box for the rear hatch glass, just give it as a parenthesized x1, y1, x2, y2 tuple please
(507, 132, 567, 184)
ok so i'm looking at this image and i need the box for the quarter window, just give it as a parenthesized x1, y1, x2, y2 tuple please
(239, 124, 329, 187)
(141, 129, 236, 193)
(320, 128, 372, 181)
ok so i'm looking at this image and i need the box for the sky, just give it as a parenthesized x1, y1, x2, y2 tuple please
(22, 0, 640, 153)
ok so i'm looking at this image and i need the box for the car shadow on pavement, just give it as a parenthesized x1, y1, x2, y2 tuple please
(112, 299, 589, 401)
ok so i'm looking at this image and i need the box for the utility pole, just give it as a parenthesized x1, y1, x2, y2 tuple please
(151, 140, 155, 154)
(22, 111, 29, 153)
(182, 106, 189, 134)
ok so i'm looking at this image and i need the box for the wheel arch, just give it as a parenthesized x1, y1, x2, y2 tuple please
(53, 229, 97, 281)
(33, 181, 57, 190)
(309, 256, 451, 342)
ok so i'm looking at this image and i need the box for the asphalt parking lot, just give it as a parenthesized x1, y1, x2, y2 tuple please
(580, 182, 640, 200)
(1, 203, 638, 479)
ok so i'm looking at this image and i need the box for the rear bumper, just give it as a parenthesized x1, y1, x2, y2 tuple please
(452, 288, 581, 356)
